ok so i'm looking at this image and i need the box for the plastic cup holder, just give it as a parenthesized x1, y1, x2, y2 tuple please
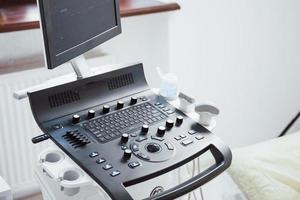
(59, 168, 84, 196)
(63, 170, 80, 182)
(40, 150, 65, 164)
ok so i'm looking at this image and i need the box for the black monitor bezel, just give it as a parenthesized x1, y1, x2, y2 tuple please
(38, 0, 121, 69)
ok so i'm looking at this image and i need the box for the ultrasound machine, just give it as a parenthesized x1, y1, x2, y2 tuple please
(15, 0, 232, 199)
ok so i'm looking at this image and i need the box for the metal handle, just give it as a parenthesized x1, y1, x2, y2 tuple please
(144, 143, 232, 200)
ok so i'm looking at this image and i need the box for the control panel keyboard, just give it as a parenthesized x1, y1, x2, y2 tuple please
(82, 102, 167, 143)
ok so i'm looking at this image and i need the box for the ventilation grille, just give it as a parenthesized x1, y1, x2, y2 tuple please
(48, 90, 80, 108)
(107, 73, 134, 90)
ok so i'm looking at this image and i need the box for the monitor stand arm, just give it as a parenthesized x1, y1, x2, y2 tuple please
(71, 55, 93, 79)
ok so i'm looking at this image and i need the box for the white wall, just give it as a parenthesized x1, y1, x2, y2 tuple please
(0, 13, 170, 87)
(169, 0, 300, 147)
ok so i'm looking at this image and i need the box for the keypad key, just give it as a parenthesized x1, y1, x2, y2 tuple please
(167, 110, 175, 115)
(188, 130, 197, 135)
(89, 152, 99, 158)
(128, 161, 141, 169)
(110, 170, 120, 177)
(174, 136, 181, 141)
(163, 107, 170, 111)
(137, 153, 150, 160)
(130, 133, 137, 137)
(136, 136, 148, 142)
(180, 134, 187, 139)
(96, 158, 106, 164)
(151, 136, 165, 142)
(121, 145, 127, 150)
(165, 142, 174, 150)
(195, 135, 204, 140)
(52, 124, 62, 130)
(103, 164, 113, 170)
(181, 139, 193, 146)
(131, 143, 139, 152)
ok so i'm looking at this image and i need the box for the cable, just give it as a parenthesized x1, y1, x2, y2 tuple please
(197, 157, 204, 200)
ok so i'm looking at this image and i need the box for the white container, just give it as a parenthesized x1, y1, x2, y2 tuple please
(157, 67, 178, 100)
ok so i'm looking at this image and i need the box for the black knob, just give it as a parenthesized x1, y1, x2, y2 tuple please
(103, 105, 110, 114)
(141, 124, 149, 134)
(121, 133, 129, 144)
(176, 115, 184, 126)
(72, 114, 80, 124)
(117, 101, 124, 109)
(88, 110, 95, 119)
(157, 126, 166, 137)
(130, 96, 138, 105)
(123, 149, 132, 160)
(166, 119, 174, 129)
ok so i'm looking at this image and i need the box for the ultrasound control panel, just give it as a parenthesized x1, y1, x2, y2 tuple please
(28, 63, 232, 200)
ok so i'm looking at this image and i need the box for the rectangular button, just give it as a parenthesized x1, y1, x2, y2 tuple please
(165, 142, 174, 150)
(128, 161, 141, 169)
(181, 139, 193, 146)
(163, 107, 170, 111)
(167, 110, 175, 115)
(96, 158, 106, 164)
(151, 136, 164, 141)
(180, 134, 187, 139)
(89, 152, 99, 158)
(188, 130, 197, 135)
(195, 135, 204, 140)
(136, 136, 147, 142)
(174, 136, 181, 141)
(52, 124, 62, 130)
(103, 164, 113, 170)
(158, 105, 166, 109)
(130, 133, 138, 137)
(131, 143, 139, 152)
(110, 170, 120, 177)
(137, 153, 150, 160)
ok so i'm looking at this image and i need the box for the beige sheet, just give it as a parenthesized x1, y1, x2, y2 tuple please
(228, 131, 300, 200)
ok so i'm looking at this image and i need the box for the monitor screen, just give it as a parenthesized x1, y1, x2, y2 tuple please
(38, 0, 121, 69)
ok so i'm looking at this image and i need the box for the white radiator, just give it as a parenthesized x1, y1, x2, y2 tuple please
(0, 66, 73, 198)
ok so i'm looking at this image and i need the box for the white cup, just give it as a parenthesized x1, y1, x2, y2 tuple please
(195, 103, 219, 126)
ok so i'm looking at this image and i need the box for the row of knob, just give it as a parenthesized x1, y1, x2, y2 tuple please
(72, 97, 138, 124)
(120, 115, 184, 143)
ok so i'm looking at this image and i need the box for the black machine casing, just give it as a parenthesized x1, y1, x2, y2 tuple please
(28, 63, 232, 200)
